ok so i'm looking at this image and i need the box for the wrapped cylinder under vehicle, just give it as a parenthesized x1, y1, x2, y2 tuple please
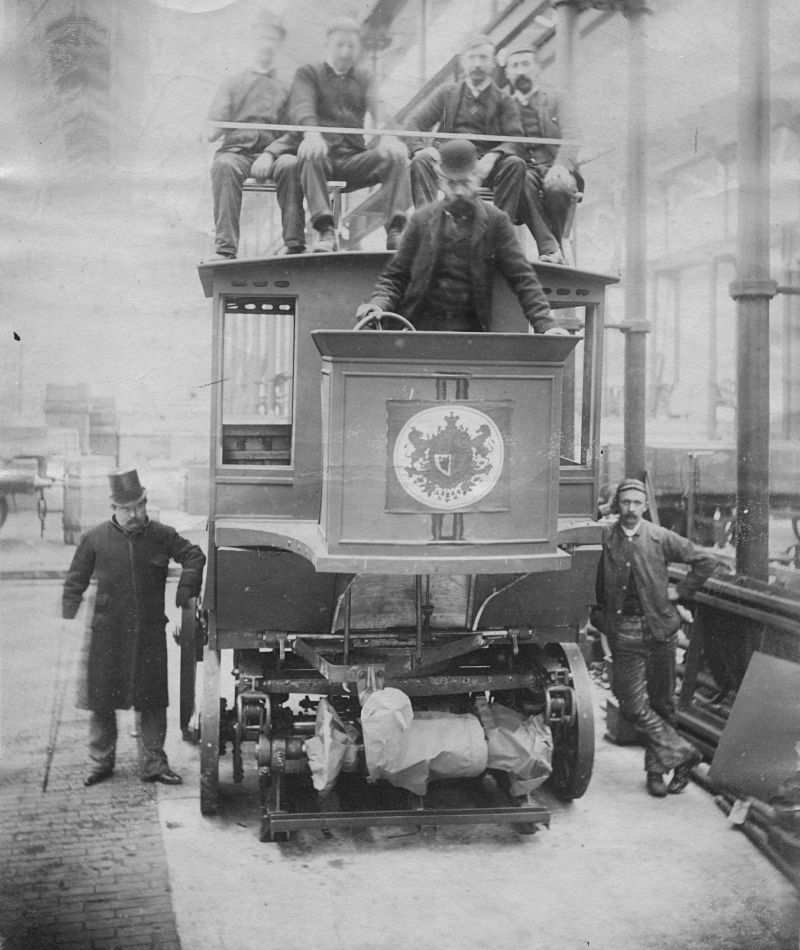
(361, 688, 489, 796)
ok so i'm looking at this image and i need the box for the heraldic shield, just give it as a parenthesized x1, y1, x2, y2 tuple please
(386, 401, 512, 513)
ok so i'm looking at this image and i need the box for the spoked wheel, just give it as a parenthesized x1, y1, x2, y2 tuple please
(546, 643, 595, 801)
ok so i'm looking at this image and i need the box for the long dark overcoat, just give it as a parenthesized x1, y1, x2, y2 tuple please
(62, 519, 205, 711)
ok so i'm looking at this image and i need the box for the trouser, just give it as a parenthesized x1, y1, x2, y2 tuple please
(211, 151, 304, 257)
(410, 149, 526, 221)
(88, 707, 169, 779)
(298, 146, 411, 230)
(609, 617, 697, 774)
(517, 167, 579, 255)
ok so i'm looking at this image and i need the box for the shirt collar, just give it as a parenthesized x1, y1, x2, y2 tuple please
(621, 519, 643, 538)
(326, 61, 354, 78)
(512, 85, 540, 107)
(251, 65, 276, 78)
(465, 76, 492, 98)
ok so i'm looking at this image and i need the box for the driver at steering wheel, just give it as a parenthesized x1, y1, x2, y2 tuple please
(356, 140, 565, 335)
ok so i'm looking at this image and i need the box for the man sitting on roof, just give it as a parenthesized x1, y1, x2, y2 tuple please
(288, 18, 411, 253)
(504, 37, 584, 265)
(206, 12, 304, 258)
(356, 141, 567, 335)
(405, 34, 526, 224)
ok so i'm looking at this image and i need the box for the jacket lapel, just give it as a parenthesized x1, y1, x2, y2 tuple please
(470, 199, 489, 246)
(484, 83, 499, 131)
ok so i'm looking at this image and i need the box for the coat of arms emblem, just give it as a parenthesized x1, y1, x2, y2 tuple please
(391, 405, 506, 511)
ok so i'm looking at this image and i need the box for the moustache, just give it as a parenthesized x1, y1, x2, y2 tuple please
(513, 75, 533, 93)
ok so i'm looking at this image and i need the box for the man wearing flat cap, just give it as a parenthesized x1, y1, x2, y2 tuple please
(357, 140, 563, 334)
(504, 38, 584, 264)
(592, 479, 723, 798)
(287, 17, 411, 252)
(63, 469, 206, 787)
(405, 34, 526, 222)
(206, 12, 305, 257)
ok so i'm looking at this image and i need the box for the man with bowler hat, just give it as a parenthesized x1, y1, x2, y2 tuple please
(357, 139, 565, 334)
(63, 469, 206, 786)
(592, 479, 722, 798)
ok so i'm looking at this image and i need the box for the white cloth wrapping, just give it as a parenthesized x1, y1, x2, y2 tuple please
(361, 687, 488, 796)
(475, 697, 553, 797)
(304, 698, 359, 796)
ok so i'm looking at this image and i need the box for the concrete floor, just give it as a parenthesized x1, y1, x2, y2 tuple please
(158, 697, 798, 950)
(2, 571, 799, 950)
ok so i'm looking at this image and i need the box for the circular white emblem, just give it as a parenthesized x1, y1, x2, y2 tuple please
(393, 405, 505, 511)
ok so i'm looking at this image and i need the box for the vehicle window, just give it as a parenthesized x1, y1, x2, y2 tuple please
(221, 297, 295, 466)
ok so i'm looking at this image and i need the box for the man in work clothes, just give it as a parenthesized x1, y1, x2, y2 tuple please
(289, 17, 411, 252)
(405, 34, 526, 222)
(62, 469, 206, 786)
(504, 37, 584, 265)
(356, 140, 565, 335)
(593, 479, 721, 798)
(207, 12, 304, 257)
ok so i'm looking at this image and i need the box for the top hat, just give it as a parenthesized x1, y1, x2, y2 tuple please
(616, 478, 648, 498)
(439, 139, 479, 180)
(108, 468, 146, 507)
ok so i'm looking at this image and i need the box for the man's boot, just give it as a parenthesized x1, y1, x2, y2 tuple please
(312, 216, 337, 253)
(646, 772, 668, 797)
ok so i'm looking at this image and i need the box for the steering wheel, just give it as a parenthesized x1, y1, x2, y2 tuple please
(353, 310, 416, 332)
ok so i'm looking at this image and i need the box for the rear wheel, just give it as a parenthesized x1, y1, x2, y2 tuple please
(547, 643, 595, 801)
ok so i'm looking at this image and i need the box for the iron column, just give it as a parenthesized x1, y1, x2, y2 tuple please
(553, 1, 581, 458)
(621, 1, 652, 481)
(729, 0, 776, 580)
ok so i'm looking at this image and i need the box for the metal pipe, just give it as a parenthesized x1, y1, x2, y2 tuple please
(343, 586, 352, 664)
(419, 0, 427, 85)
(553, 1, 579, 110)
(554, 3, 582, 458)
(622, 2, 652, 481)
(415, 575, 423, 663)
(707, 259, 719, 439)
(729, 0, 777, 581)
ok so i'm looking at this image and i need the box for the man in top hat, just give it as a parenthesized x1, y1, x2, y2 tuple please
(62, 469, 206, 786)
(356, 140, 564, 334)
(206, 12, 305, 258)
(405, 33, 526, 221)
(503, 37, 583, 264)
(592, 479, 722, 798)
(287, 17, 411, 252)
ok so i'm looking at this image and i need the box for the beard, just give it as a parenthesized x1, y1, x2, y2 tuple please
(512, 74, 533, 94)
(443, 193, 477, 215)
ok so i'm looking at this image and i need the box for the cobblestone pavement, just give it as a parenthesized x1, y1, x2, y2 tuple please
(0, 589, 182, 950)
